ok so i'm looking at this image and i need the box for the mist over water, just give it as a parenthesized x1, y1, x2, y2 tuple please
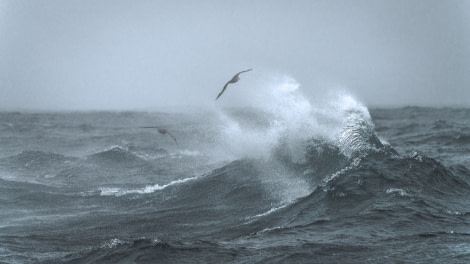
(215, 75, 375, 163)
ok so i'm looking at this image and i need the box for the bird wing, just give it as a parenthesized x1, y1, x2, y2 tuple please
(140, 126, 177, 145)
(216, 82, 230, 100)
(216, 69, 253, 100)
(234, 69, 252, 77)
(167, 132, 178, 145)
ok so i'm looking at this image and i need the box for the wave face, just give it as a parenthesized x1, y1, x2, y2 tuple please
(1, 79, 470, 263)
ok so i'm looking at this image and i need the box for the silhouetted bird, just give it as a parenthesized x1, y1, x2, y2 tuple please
(216, 69, 252, 100)
(140, 127, 178, 145)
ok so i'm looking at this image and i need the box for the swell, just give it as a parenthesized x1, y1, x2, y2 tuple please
(234, 146, 470, 238)
(0, 150, 77, 174)
(17, 132, 470, 263)
(0, 146, 202, 187)
(85, 146, 149, 168)
(60, 144, 470, 263)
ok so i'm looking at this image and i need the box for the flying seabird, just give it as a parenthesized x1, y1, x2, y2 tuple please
(216, 69, 252, 100)
(140, 127, 178, 145)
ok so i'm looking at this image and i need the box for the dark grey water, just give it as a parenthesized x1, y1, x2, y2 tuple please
(1, 103, 470, 263)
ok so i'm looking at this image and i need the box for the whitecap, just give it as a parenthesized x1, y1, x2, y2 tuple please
(385, 188, 410, 196)
(246, 204, 288, 220)
(100, 238, 125, 249)
(259, 226, 282, 233)
(99, 176, 198, 196)
(444, 210, 464, 216)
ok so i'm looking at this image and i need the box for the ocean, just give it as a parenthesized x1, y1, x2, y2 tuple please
(1, 84, 470, 263)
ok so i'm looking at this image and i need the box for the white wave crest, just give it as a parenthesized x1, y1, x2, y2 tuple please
(215, 74, 376, 161)
(385, 188, 410, 197)
(99, 176, 197, 196)
(100, 238, 125, 249)
(246, 203, 289, 220)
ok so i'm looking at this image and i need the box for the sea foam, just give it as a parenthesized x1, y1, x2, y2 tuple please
(99, 176, 198, 196)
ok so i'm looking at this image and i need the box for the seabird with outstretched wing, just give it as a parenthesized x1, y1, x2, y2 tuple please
(216, 69, 252, 100)
(140, 127, 178, 145)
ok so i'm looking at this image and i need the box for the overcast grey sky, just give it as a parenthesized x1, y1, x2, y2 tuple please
(1, 0, 469, 110)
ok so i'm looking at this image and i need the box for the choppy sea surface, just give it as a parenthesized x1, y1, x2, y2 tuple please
(1, 85, 470, 263)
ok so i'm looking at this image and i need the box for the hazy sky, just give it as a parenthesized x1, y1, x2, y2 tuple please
(1, 0, 469, 110)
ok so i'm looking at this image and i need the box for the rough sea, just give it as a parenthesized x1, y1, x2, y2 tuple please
(1, 81, 470, 263)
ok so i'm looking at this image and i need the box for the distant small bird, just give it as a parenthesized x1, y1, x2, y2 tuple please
(216, 69, 252, 100)
(140, 127, 178, 145)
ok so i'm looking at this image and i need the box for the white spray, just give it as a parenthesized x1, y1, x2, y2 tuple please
(214, 74, 376, 205)
(215, 74, 374, 161)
